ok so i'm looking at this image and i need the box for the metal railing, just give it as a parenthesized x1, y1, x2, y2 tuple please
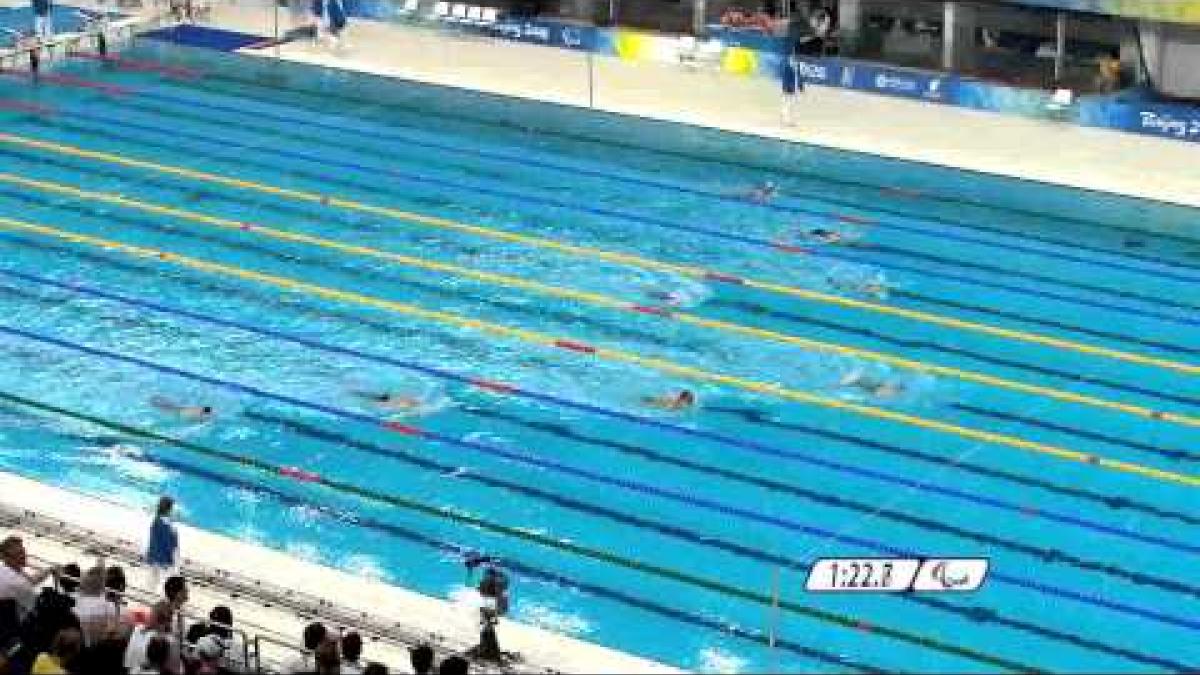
(0, 498, 555, 674)
(24, 553, 260, 672)
(0, 13, 144, 72)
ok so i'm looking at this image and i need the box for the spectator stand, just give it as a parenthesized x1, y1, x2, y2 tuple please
(0, 499, 555, 674)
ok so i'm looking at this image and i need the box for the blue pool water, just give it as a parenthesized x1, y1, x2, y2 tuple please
(0, 40, 1197, 673)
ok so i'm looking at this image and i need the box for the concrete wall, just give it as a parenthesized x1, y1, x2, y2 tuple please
(1159, 23, 1200, 97)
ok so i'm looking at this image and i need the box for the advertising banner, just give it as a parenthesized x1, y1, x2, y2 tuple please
(1079, 98, 1200, 142)
(486, 18, 595, 50)
(787, 57, 957, 103)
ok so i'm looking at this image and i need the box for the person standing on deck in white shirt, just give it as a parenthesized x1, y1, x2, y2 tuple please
(0, 536, 59, 621)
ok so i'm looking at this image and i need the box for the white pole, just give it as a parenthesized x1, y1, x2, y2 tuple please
(1055, 10, 1066, 84)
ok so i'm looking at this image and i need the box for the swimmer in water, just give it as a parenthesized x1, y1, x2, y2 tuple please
(804, 228, 845, 244)
(840, 369, 904, 400)
(150, 396, 214, 422)
(646, 289, 685, 306)
(353, 391, 421, 411)
(642, 389, 697, 411)
(746, 181, 778, 204)
(828, 275, 887, 299)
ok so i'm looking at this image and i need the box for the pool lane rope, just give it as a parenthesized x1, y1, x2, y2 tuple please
(4, 172, 1195, 429)
(57, 96, 1200, 327)
(0, 390, 1038, 673)
(1, 214, 1197, 490)
(22, 105, 1200, 356)
(2, 268, 1194, 552)
(143, 80, 1200, 285)
(3, 312, 1198, 631)
(0, 132, 1196, 378)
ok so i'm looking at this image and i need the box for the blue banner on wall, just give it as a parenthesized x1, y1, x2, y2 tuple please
(1079, 98, 1200, 142)
(487, 18, 595, 50)
(839, 61, 958, 103)
(788, 56, 957, 103)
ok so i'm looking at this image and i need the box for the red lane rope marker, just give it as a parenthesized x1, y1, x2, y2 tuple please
(470, 378, 518, 395)
(554, 339, 597, 354)
(0, 68, 130, 95)
(0, 98, 54, 116)
(279, 466, 321, 482)
(772, 241, 809, 254)
(69, 52, 202, 79)
(835, 213, 875, 225)
(630, 305, 672, 317)
(384, 421, 424, 436)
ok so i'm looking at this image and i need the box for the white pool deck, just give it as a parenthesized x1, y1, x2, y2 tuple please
(194, 3, 1200, 211)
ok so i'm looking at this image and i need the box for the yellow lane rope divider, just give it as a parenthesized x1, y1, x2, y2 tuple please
(1, 132, 1197, 378)
(8, 172, 1196, 430)
(1, 214, 1197, 489)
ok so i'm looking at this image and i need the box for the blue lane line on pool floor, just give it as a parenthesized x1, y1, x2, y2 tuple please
(716, 297, 1200, 405)
(16, 267, 1199, 636)
(951, 403, 1200, 463)
(2, 203, 1196, 466)
(0, 262, 1196, 547)
(26, 103, 1200, 329)
(7, 138, 1196, 367)
(5, 222, 1199, 526)
(3, 238, 1197, 541)
(136, 83, 1200, 283)
(244, 409, 1197, 673)
(84, 101, 1200, 319)
(2, 322, 1199, 633)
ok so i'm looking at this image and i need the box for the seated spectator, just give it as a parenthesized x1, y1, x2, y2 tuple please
(280, 622, 326, 674)
(105, 566, 127, 606)
(163, 576, 189, 616)
(340, 632, 363, 674)
(1096, 49, 1121, 92)
(74, 564, 120, 647)
(24, 587, 80, 659)
(185, 606, 231, 646)
(78, 633, 129, 674)
(58, 564, 81, 597)
(409, 644, 434, 675)
(131, 635, 172, 675)
(0, 598, 20, 642)
(124, 602, 179, 675)
(314, 639, 340, 675)
(32, 627, 82, 674)
(190, 634, 226, 675)
(162, 576, 188, 667)
(0, 536, 59, 621)
(185, 606, 243, 674)
(438, 656, 469, 675)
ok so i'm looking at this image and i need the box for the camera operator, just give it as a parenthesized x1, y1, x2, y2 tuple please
(463, 554, 510, 663)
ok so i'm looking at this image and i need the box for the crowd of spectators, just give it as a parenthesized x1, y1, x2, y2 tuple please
(719, 5, 780, 33)
(0, 534, 471, 674)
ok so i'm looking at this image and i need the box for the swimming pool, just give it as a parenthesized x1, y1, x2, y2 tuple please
(0, 37, 1197, 673)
